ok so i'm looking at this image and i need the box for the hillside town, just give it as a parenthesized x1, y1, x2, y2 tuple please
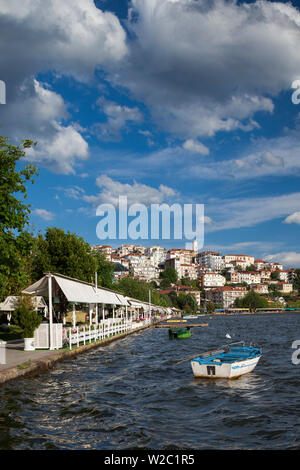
(92, 242, 298, 310)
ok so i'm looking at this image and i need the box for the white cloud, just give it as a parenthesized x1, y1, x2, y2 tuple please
(0, 0, 127, 84)
(260, 152, 284, 168)
(113, 0, 300, 139)
(94, 98, 143, 141)
(284, 212, 300, 225)
(33, 208, 55, 221)
(0, 1, 127, 173)
(205, 192, 300, 232)
(83, 175, 177, 206)
(183, 139, 209, 155)
(25, 119, 89, 174)
(265, 252, 300, 268)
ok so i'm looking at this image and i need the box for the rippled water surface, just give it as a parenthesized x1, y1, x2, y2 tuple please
(1, 314, 300, 450)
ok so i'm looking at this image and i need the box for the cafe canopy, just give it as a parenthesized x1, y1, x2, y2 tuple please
(23, 272, 128, 306)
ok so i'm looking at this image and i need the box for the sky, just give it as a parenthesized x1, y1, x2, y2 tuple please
(1, 0, 300, 267)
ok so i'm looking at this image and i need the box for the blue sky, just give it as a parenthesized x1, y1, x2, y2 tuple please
(1, 0, 300, 266)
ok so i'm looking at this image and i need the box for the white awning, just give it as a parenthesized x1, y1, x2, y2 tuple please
(23, 273, 128, 306)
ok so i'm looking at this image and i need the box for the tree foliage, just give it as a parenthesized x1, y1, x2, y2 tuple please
(159, 267, 178, 287)
(14, 295, 42, 338)
(294, 269, 300, 294)
(31, 227, 98, 283)
(0, 136, 38, 300)
(115, 276, 171, 307)
(235, 290, 269, 312)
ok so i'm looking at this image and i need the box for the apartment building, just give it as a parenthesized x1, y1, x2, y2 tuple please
(269, 262, 284, 272)
(278, 270, 290, 283)
(252, 283, 269, 295)
(145, 245, 167, 267)
(258, 270, 271, 282)
(223, 254, 255, 267)
(167, 248, 195, 265)
(287, 269, 296, 283)
(230, 271, 261, 285)
(205, 286, 247, 309)
(254, 259, 269, 270)
(200, 273, 226, 289)
(92, 245, 112, 260)
(179, 263, 199, 280)
(197, 251, 225, 272)
(276, 282, 293, 294)
(230, 259, 250, 271)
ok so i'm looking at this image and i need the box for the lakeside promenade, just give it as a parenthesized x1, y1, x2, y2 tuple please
(0, 323, 149, 385)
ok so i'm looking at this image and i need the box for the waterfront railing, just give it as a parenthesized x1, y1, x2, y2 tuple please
(64, 318, 152, 350)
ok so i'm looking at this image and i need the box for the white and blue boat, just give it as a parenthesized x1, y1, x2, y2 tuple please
(191, 343, 262, 379)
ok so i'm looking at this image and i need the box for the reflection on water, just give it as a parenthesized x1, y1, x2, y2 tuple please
(1, 314, 300, 449)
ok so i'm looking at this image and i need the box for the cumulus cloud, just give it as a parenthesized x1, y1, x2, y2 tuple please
(265, 252, 300, 268)
(284, 212, 300, 225)
(83, 175, 177, 206)
(0, 0, 127, 173)
(33, 208, 55, 221)
(183, 139, 210, 155)
(112, 0, 300, 139)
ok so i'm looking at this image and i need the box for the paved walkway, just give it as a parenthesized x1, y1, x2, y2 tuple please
(0, 340, 62, 371)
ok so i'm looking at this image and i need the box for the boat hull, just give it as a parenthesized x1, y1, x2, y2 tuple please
(191, 355, 261, 379)
(169, 328, 191, 340)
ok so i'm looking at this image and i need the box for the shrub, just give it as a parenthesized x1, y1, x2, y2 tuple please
(14, 304, 42, 338)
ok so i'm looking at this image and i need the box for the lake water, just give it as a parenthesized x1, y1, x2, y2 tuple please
(1, 313, 300, 450)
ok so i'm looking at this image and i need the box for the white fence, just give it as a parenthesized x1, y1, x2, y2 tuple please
(64, 318, 152, 350)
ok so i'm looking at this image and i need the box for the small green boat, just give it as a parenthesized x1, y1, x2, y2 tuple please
(169, 327, 191, 340)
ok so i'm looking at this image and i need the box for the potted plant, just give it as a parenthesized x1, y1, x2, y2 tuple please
(14, 297, 42, 351)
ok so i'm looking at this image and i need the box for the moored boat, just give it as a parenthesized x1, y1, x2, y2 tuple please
(167, 319, 187, 323)
(190, 343, 262, 379)
(169, 327, 191, 339)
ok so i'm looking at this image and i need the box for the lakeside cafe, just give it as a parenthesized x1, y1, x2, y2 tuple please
(22, 272, 137, 350)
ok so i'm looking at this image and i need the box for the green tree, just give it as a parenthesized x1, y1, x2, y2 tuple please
(235, 290, 269, 312)
(0, 136, 38, 300)
(294, 270, 300, 294)
(115, 276, 171, 307)
(206, 302, 215, 314)
(94, 252, 115, 289)
(14, 295, 42, 338)
(271, 270, 280, 281)
(159, 267, 178, 287)
(31, 227, 98, 283)
(186, 293, 198, 312)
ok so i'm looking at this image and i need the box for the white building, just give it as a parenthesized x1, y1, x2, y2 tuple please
(252, 284, 269, 295)
(205, 287, 247, 309)
(276, 282, 293, 294)
(197, 251, 225, 272)
(145, 245, 167, 267)
(278, 271, 289, 283)
(200, 273, 226, 289)
(254, 259, 269, 270)
(223, 254, 255, 267)
(230, 271, 261, 285)
(179, 264, 199, 280)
